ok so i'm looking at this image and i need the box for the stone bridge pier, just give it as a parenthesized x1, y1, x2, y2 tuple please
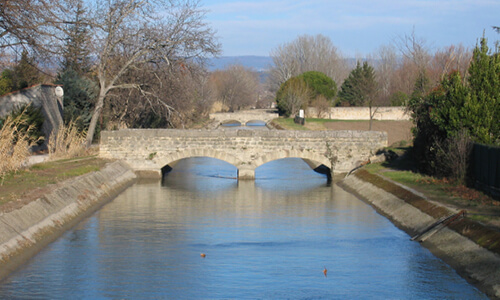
(99, 129, 388, 180)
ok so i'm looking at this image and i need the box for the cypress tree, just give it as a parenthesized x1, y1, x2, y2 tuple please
(465, 36, 500, 144)
(60, 1, 92, 76)
(338, 61, 377, 107)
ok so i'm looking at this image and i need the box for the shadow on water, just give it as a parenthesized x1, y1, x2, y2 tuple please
(255, 158, 330, 191)
(161, 157, 238, 192)
(161, 157, 330, 193)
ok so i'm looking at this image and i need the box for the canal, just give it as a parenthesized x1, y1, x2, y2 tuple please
(0, 157, 487, 299)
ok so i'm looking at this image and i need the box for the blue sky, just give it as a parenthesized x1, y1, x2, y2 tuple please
(203, 0, 500, 57)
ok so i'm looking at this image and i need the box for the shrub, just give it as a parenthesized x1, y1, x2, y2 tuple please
(435, 129, 473, 184)
(311, 95, 331, 118)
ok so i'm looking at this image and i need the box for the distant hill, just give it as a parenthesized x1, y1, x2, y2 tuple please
(207, 56, 273, 71)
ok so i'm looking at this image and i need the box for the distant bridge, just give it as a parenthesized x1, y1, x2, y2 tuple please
(100, 129, 387, 180)
(209, 109, 279, 126)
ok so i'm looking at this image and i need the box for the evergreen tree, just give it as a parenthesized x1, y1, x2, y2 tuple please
(13, 51, 42, 90)
(298, 71, 337, 103)
(409, 35, 500, 179)
(338, 61, 377, 107)
(55, 68, 97, 131)
(409, 71, 470, 177)
(465, 37, 500, 144)
(60, 1, 92, 76)
(55, 0, 95, 130)
(0, 69, 14, 95)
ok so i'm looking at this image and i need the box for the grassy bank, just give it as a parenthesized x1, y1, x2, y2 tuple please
(0, 156, 112, 211)
(271, 117, 360, 130)
(362, 147, 500, 229)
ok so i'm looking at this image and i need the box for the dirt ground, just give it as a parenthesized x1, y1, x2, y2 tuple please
(323, 120, 414, 146)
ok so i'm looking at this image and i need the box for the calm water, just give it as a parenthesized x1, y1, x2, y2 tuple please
(0, 158, 486, 299)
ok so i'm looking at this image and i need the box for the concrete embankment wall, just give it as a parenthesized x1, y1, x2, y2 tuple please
(0, 160, 137, 282)
(340, 173, 500, 299)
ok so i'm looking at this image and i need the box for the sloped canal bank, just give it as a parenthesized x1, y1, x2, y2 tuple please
(0, 158, 490, 298)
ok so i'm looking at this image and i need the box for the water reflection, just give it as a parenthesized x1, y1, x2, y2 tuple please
(0, 157, 487, 299)
(162, 157, 329, 193)
(162, 157, 238, 192)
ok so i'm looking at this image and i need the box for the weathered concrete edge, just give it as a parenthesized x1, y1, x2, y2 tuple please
(0, 160, 137, 282)
(339, 174, 500, 299)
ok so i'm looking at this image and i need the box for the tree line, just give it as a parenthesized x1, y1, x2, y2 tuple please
(1, 0, 222, 146)
(1, 0, 498, 171)
(270, 32, 472, 118)
(269, 31, 499, 184)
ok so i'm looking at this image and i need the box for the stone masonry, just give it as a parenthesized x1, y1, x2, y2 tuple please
(209, 109, 279, 126)
(100, 129, 388, 180)
(0, 84, 64, 143)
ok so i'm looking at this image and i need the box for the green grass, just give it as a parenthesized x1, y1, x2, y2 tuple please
(272, 117, 373, 131)
(60, 165, 101, 178)
(0, 156, 110, 207)
(363, 163, 385, 173)
(271, 118, 308, 130)
(369, 164, 456, 201)
(382, 169, 427, 186)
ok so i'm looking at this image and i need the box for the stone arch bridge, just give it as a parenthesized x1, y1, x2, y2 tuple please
(100, 129, 387, 180)
(209, 109, 279, 126)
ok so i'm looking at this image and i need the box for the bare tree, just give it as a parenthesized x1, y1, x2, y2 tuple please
(84, 0, 220, 146)
(395, 29, 431, 72)
(210, 65, 260, 112)
(369, 45, 398, 106)
(269, 34, 348, 93)
(276, 77, 312, 117)
(430, 44, 472, 81)
(106, 61, 214, 129)
(0, 0, 71, 57)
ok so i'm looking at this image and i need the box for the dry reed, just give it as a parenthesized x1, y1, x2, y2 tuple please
(48, 121, 87, 160)
(0, 114, 36, 184)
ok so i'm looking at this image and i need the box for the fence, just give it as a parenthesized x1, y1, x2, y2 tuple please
(472, 143, 500, 199)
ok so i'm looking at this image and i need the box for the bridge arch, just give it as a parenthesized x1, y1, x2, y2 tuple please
(156, 148, 242, 176)
(254, 150, 332, 175)
(220, 119, 242, 126)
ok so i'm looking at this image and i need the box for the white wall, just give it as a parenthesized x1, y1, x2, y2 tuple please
(306, 106, 410, 120)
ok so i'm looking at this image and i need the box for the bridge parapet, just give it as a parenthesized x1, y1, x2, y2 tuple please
(100, 129, 387, 179)
(209, 110, 279, 125)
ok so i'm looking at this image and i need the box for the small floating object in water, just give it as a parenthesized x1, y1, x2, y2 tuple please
(200, 253, 206, 258)
(323, 267, 327, 277)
